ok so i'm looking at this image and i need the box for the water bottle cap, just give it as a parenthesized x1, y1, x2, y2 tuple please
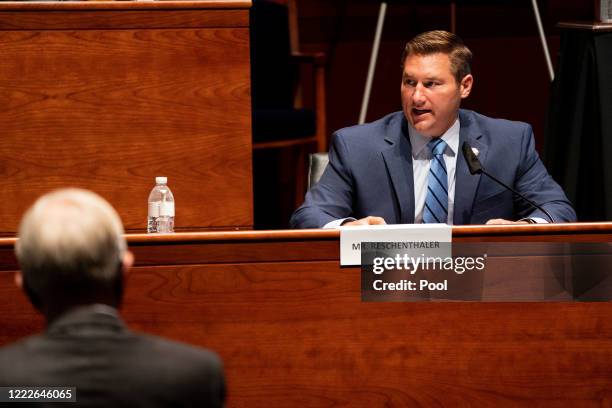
(155, 176, 167, 184)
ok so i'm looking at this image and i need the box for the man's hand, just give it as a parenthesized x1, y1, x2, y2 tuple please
(485, 219, 530, 225)
(342, 216, 387, 226)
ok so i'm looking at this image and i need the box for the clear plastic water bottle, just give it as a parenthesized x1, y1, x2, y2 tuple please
(147, 177, 175, 233)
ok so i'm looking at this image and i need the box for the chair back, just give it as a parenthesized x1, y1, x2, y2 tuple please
(308, 152, 329, 189)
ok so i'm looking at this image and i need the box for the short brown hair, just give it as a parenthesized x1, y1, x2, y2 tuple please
(401, 30, 472, 83)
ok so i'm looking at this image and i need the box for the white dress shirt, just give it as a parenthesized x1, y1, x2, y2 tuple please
(324, 118, 460, 228)
(409, 118, 459, 224)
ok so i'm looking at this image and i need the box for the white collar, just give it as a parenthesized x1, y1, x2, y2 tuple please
(408, 117, 460, 158)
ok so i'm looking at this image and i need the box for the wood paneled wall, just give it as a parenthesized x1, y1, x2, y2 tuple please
(0, 1, 253, 233)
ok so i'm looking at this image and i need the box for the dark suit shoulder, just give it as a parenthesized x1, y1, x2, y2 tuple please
(0, 334, 49, 385)
(0, 331, 223, 378)
(0, 330, 225, 407)
(0, 333, 45, 359)
(134, 332, 223, 374)
(461, 109, 531, 136)
(119, 333, 226, 407)
(333, 111, 405, 147)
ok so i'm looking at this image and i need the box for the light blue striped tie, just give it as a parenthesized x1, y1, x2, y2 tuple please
(423, 138, 448, 224)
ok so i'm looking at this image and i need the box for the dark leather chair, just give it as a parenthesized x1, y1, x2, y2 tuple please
(308, 152, 329, 189)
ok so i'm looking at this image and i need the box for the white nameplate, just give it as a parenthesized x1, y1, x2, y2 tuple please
(339, 224, 452, 266)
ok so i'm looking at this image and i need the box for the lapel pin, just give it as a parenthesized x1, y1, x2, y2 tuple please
(471, 147, 479, 157)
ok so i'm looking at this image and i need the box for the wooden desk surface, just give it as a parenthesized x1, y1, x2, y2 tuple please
(1, 224, 612, 407)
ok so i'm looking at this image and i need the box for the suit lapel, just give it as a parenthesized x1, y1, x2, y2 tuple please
(381, 118, 415, 223)
(454, 110, 486, 225)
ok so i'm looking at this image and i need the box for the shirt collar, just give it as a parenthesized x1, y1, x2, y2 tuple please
(408, 117, 460, 159)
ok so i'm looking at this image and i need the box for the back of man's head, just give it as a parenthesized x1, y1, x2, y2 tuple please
(15, 188, 127, 317)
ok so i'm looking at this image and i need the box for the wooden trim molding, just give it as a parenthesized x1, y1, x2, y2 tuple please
(0, 1, 252, 12)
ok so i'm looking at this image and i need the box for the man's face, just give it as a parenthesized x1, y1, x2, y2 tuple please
(401, 52, 472, 137)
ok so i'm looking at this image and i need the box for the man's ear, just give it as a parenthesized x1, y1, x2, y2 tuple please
(16, 270, 43, 312)
(14, 271, 23, 289)
(460, 74, 473, 99)
(122, 251, 134, 276)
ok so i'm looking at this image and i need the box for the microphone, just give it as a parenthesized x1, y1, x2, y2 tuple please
(461, 142, 555, 223)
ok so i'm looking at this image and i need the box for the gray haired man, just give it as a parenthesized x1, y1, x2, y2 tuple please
(0, 189, 225, 407)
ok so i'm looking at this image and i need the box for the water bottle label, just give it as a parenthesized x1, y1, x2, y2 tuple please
(148, 202, 159, 217)
(160, 201, 175, 216)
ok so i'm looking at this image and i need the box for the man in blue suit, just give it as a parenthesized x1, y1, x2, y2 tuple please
(291, 30, 575, 228)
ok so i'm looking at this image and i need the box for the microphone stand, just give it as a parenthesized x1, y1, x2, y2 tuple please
(461, 142, 555, 223)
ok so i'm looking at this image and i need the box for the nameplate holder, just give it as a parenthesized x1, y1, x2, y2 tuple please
(339, 224, 452, 266)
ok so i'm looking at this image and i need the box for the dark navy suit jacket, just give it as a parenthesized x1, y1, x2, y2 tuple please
(290, 110, 576, 228)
